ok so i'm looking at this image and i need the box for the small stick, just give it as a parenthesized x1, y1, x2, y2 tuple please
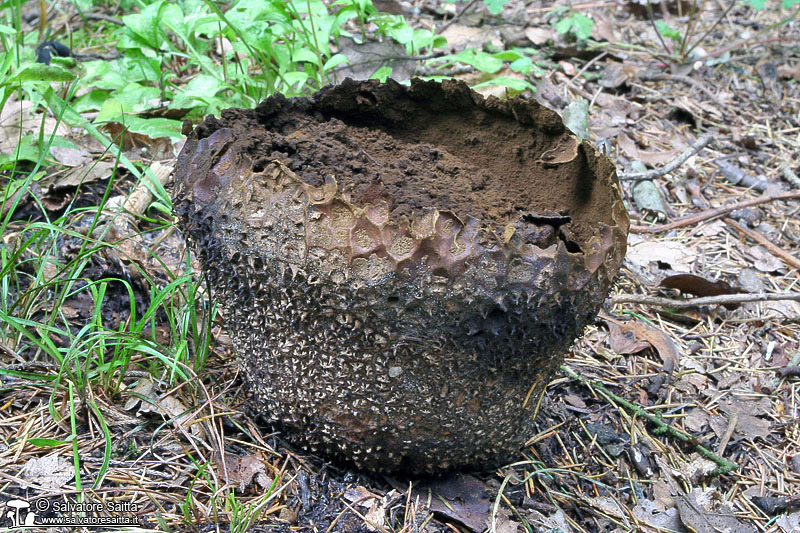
(778, 367, 800, 378)
(565, 51, 608, 91)
(82, 13, 124, 25)
(618, 134, 713, 181)
(561, 365, 738, 476)
(610, 291, 800, 308)
(717, 412, 738, 457)
(630, 190, 800, 234)
(723, 217, 800, 271)
(437, 0, 479, 34)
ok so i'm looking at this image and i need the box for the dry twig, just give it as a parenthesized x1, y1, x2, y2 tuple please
(630, 190, 800, 233)
(611, 291, 800, 308)
(436, 0, 479, 33)
(723, 217, 800, 271)
(618, 134, 713, 181)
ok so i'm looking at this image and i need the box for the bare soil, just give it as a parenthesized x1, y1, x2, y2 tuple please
(194, 79, 617, 243)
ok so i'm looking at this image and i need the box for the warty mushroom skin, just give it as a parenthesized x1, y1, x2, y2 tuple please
(173, 78, 629, 473)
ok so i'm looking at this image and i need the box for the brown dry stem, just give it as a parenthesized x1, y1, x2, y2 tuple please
(630, 190, 800, 233)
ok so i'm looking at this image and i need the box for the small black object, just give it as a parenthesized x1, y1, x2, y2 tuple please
(36, 41, 71, 65)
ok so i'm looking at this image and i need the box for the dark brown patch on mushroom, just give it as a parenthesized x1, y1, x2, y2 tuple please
(173, 78, 629, 474)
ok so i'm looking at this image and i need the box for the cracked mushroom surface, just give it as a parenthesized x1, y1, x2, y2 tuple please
(173, 78, 629, 473)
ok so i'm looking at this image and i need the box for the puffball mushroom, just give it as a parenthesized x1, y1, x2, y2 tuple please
(173, 78, 629, 474)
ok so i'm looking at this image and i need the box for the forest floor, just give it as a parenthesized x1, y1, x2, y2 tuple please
(1, 0, 800, 532)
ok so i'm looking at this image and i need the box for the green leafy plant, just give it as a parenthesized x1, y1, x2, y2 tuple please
(548, 6, 595, 41)
(744, 0, 799, 8)
(484, 0, 512, 15)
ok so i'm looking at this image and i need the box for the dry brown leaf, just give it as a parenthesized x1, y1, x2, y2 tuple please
(660, 274, 746, 310)
(20, 455, 75, 490)
(683, 409, 711, 433)
(49, 146, 92, 167)
(440, 24, 488, 51)
(748, 245, 784, 273)
(124, 377, 155, 411)
(633, 498, 683, 531)
(626, 239, 695, 273)
(618, 133, 680, 167)
(604, 317, 680, 371)
(598, 62, 630, 89)
(607, 321, 651, 355)
(675, 489, 750, 533)
(558, 61, 576, 76)
(413, 473, 490, 532)
(364, 498, 387, 532)
(591, 10, 617, 43)
(332, 36, 415, 83)
(0, 99, 70, 156)
(344, 485, 381, 508)
(524, 27, 553, 46)
(720, 414, 770, 441)
(492, 508, 521, 533)
(222, 453, 272, 491)
(777, 513, 800, 532)
(43, 160, 116, 190)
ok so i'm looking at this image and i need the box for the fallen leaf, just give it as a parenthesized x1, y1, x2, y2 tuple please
(607, 321, 651, 355)
(626, 239, 694, 272)
(737, 268, 764, 293)
(562, 99, 589, 141)
(332, 36, 415, 82)
(598, 62, 630, 89)
(524, 27, 554, 46)
(222, 453, 272, 491)
(491, 507, 520, 533)
(683, 408, 711, 433)
(364, 498, 387, 532)
(618, 133, 680, 167)
(440, 24, 487, 52)
(344, 486, 381, 508)
(43, 160, 117, 189)
(660, 274, 746, 309)
(748, 245, 784, 273)
(412, 473, 490, 532)
(632, 179, 668, 220)
(49, 146, 91, 167)
(697, 219, 726, 237)
(591, 10, 618, 43)
(776, 512, 800, 532)
(558, 60, 576, 76)
(719, 395, 771, 418)
(633, 498, 683, 531)
(603, 317, 680, 372)
(124, 378, 155, 411)
(0, 99, 70, 157)
(528, 509, 572, 531)
(675, 489, 750, 533)
(127, 378, 202, 436)
(681, 456, 719, 483)
(21, 455, 75, 489)
(153, 394, 193, 430)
